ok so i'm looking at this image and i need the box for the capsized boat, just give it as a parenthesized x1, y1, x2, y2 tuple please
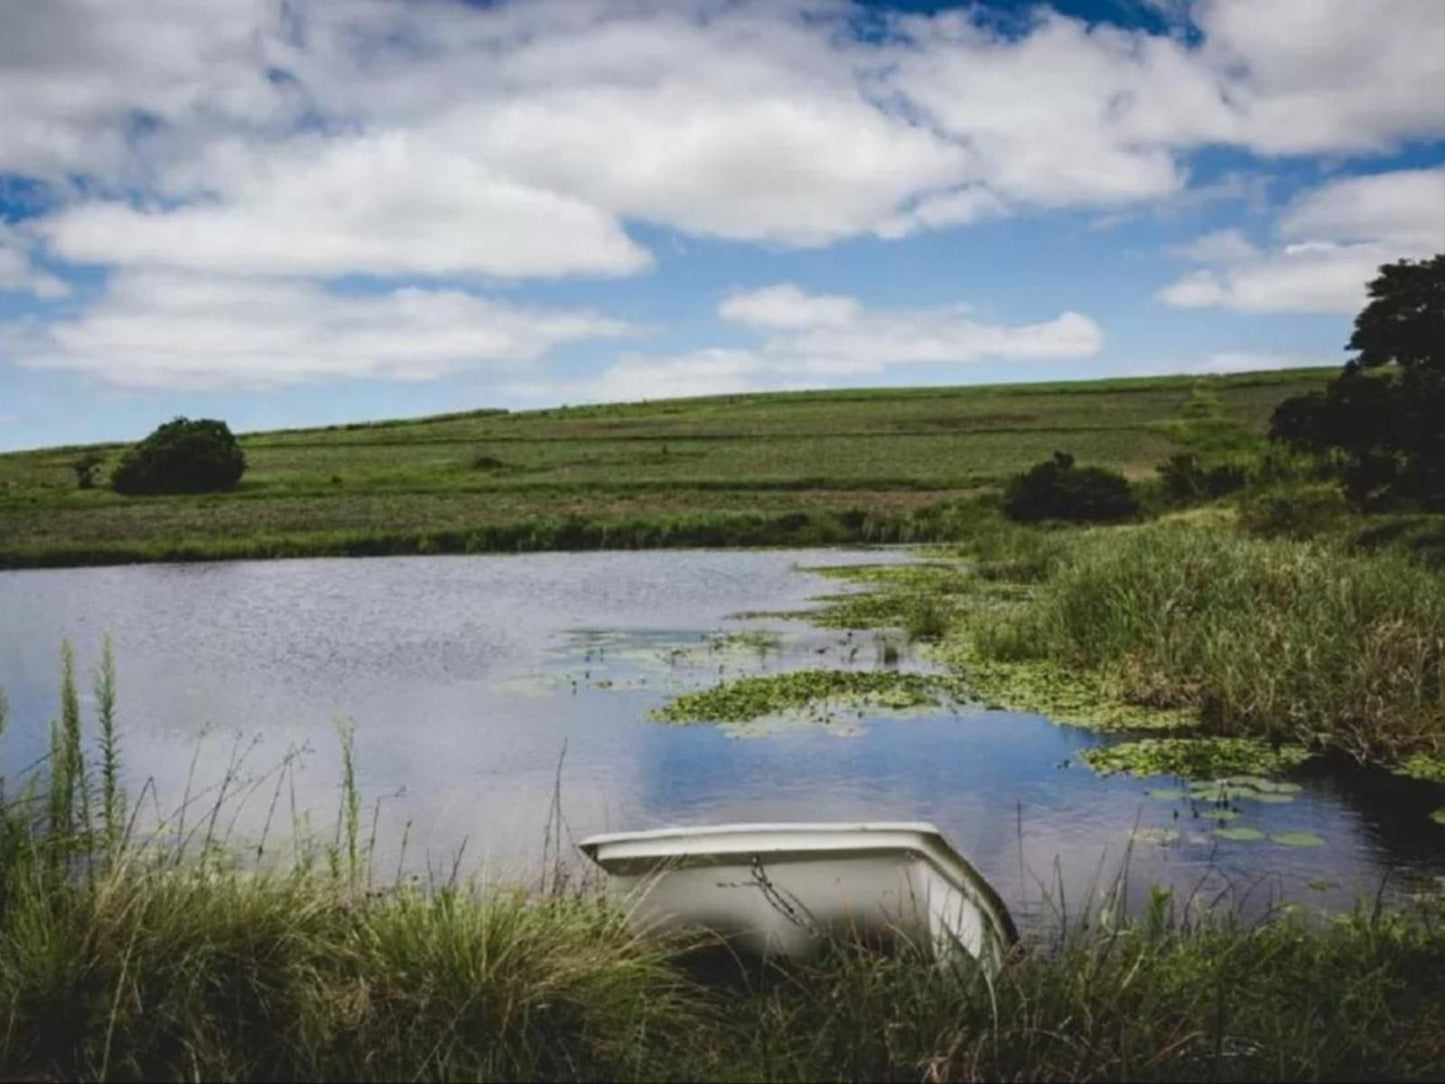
(578, 822, 1017, 970)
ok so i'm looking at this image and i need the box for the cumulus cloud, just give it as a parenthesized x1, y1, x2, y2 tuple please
(721, 285, 1102, 374)
(9, 271, 638, 391)
(5, 0, 1444, 281)
(2, 0, 1443, 394)
(1159, 167, 1445, 313)
(1167, 228, 1261, 264)
(1278, 168, 1445, 250)
(507, 349, 776, 404)
(0, 222, 68, 299)
(1189, 351, 1330, 375)
(719, 284, 860, 330)
(41, 133, 651, 279)
(518, 286, 1104, 403)
(1192, 0, 1445, 155)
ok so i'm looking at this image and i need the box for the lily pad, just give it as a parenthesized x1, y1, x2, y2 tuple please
(1128, 827, 1180, 846)
(1190, 783, 1296, 805)
(1203, 808, 1241, 821)
(1394, 754, 1445, 784)
(1214, 826, 1266, 842)
(1270, 831, 1324, 847)
(1147, 788, 1191, 801)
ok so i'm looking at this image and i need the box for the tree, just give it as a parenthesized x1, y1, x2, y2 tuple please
(1004, 451, 1138, 523)
(1270, 254, 1445, 511)
(111, 417, 247, 496)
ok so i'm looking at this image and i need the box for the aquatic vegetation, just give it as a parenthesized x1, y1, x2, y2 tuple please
(1396, 753, 1445, 783)
(1147, 788, 1191, 800)
(1271, 832, 1325, 847)
(1128, 827, 1180, 846)
(991, 524, 1445, 766)
(939, 646, 1197, 732)
(706, 629, 782, 653)
(1082, 737, 1312, 780)
(651, 669, 970, 726)
(1430, 808, 1445, 826)
(1202, 808, 1241, 821)
(1215, 826, 1266, 842)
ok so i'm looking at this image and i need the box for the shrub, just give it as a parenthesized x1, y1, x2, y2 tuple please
(111, 418, 246, 496)
(1156, 453, 1248, 504)
(70, 450, 104, 490)
(470, 453, 507, 470)
(1238, 484, 1351, 539)
(1003, 452, 1138, 523)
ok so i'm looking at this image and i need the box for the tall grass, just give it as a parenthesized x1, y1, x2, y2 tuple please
(1, 646, 1442, 1081)
(974, 524, 1445, 763)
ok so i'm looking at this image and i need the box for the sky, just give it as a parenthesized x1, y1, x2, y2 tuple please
(0, 0, 1442, 451)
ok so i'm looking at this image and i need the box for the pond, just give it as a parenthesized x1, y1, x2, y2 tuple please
(1, 548, 1442, 928)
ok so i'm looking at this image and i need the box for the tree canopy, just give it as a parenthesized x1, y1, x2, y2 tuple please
(111, 418, 247, 496)
(1269, 255, 1445, 511)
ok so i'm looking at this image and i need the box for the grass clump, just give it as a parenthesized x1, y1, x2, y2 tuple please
(651, 669, 970, 725)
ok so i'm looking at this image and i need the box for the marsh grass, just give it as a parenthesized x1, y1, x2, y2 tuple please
(975, 525, 1445, 764)
(2, 645, 1443, 1081)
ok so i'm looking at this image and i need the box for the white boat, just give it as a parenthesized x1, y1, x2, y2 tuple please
(578, 822, 1017, 971)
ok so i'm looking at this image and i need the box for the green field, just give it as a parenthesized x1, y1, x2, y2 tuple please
(0, 369, 1331, 567)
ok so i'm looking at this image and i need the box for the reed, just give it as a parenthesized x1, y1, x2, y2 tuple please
(970, 523, 1445, 763)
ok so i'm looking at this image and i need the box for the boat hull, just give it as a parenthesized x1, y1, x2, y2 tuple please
(579, 822, 1017, 969)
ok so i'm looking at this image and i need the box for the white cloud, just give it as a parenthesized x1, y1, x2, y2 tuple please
(719, 284, 860, 330)
(8, 271, 639, 391)
(767, 309, 1104, 375)
(5, 0, 1443, 287)
(40, 133, 651, 280)
(1159, 167, 1445, 313)
(1167, 228, 1260, 263)
(1278, 168, 1445, 249)
(1192, 0, 1445, 155)
(720, 286, 1102, 375)
(0, 222, 69, 299)
(1189, 351, 1330, 375)
(1126, 349, 1332, 377)
(522, 286, 1104, 404)
(2, 0, 1443, 396)
(509, 349, 775, 404)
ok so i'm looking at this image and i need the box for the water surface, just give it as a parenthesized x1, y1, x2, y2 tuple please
(2, 549, 1441, 926)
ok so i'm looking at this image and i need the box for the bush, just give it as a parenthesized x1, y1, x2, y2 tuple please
(111, 418, 246, 496)
(1004, 452, 1138, 523)
(1238, 484, 1351, 540)
(1156, 453, 1248, 505)
(70, 451, 104, 490)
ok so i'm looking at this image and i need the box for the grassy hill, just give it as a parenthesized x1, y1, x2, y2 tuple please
(0, 368, 1332, 567)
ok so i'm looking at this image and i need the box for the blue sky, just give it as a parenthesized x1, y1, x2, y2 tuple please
(0, 0, 1442, 451)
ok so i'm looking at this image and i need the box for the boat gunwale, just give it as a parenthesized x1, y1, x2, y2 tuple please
(579, 821, 1019, 947)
